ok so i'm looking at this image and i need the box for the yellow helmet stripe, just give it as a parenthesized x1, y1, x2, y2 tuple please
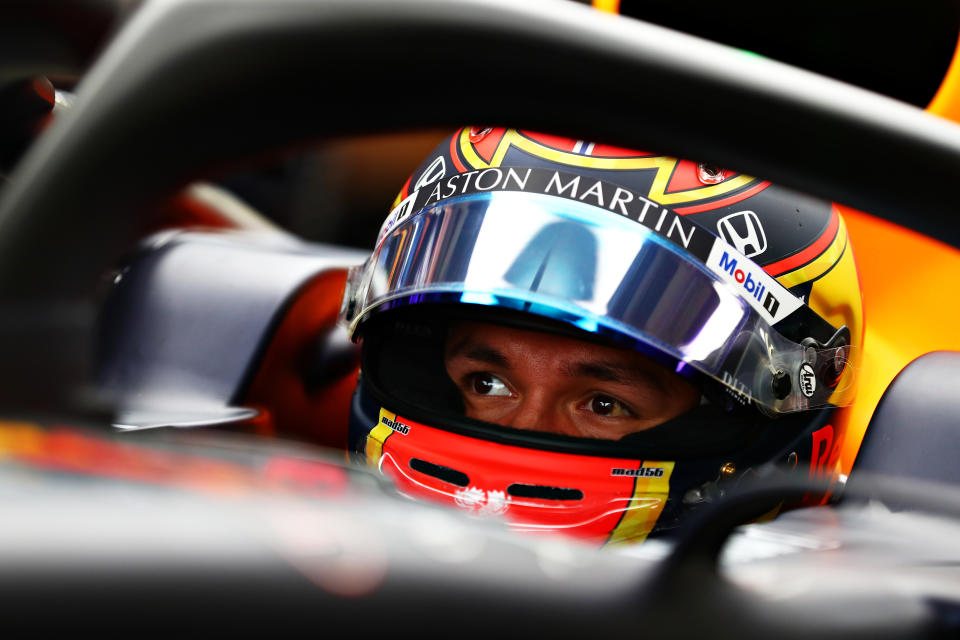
(365, 408, 397, 469)
(775, 215, 849, 289)
(605, 461, 674, 546)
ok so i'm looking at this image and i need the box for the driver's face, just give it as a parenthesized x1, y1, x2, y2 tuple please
(444, 322, 700, 440)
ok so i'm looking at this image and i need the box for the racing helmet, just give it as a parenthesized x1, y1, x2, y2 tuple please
(339, 127, 863, 546)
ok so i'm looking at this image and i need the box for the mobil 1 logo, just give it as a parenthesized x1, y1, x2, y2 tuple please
(704, 239, 801, 326)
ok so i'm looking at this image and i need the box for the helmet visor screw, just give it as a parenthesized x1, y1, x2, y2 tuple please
(771, 370, 791, 399)
(833, 345, 848, 375)
(469, 126, 494, 143)
(697, 162, 726, 184)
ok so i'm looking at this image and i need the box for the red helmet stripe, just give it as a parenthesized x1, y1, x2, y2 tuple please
(673, 180, 771, 214)
(764, 208, 840, 277)
(521, 130, 581, 152)
(473, 127, 507, 163)
(398, 174, 413, 201)
(449, 127, 469, 173)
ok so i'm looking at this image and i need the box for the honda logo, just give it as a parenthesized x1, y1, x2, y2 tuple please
(717, 210, 767, 258)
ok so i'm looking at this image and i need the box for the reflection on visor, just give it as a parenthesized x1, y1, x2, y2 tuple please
(342, 192, 853, 413)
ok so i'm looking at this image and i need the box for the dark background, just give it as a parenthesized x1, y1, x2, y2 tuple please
(616, 0, 960, 108)
(222, 0, 960, 249)
(3, 0, 960, 248)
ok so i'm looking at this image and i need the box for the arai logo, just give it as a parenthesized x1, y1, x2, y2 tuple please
(799, 363, 817, 398)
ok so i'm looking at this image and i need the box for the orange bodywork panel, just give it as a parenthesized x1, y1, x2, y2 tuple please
(835, 206, 960, 473)
(825, 28, 960, 472)
(927, 27, 960, 123)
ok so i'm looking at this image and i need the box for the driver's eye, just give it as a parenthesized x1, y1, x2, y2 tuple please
(470, 373, 511, 396)
(588, 395, 633, 418)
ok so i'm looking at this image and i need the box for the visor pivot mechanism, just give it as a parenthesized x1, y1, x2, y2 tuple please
(801, 325, 851, 391)
(771, 370, 791, 400)
(832, 346, 849, 377)
(696, 162, 726, 184)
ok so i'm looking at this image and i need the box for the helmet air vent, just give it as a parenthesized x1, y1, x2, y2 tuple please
(409, 458, 469, 487)
(507, 484, 584, 501)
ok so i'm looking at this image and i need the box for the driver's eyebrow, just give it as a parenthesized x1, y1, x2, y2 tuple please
(446, 339, 510, 368)
(564, 360, 665, 392)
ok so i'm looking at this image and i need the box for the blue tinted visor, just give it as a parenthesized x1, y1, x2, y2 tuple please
(341, 191, 852, 412)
